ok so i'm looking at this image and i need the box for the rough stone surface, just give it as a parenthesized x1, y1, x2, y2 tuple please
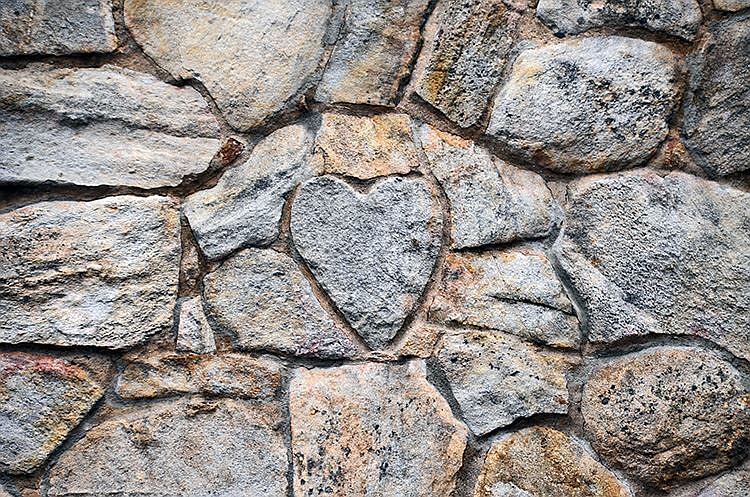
(316, 0, 430, 106)
(47, 398, 288, 496)
(314, 113, 419, 179)
(175, 297, 215, 354)
(475, 427, 631, 497)
(291, 175, 442, 349)
(536, 0, 702, 40)
(683, 15, 750, 177)
(0, 196, 181, 349)
(430, 250, 579, 349)
(692, 461, 750, 497)
(713, 0, 750, 10)
(554, 170, 750, 361)
(0, 352, 107, 474)
(0, 65, 221, 188)
(392, 323, 445, 359)
(437, 330, 576, 436)
(184, 124, 316, 260)
(582, 347, 750, 488)
(417, 125, 557, 248)
(0, 0, 117, 56)
(289, 361, 467, 497)
(203, 248, 359, 359)
(0, 485, 10, 497)
(124, 0, 330, 131)
(415, 0, 519, 127)
(488, 36, 680, 173)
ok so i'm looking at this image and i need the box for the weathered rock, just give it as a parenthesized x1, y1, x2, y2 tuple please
(436, 330, 576, 436)
(0, 352, 107, 474)
(417, 125, 557, 248)
(694, 461, 750, 497)
(488, 37, 680, 173)
(536, 0, 701, 41)
(116, 351, 283, 400)
(289, 361, 467, 497)
(175, 297, 215, 354)
(313, 113, 419, 179)
(713, 0, 750, 11)
(474, 427, 631, 497)
(0, 485, 11, 497)
(316, 0, 431, 106)
(291, 175, 442, 348)
(47, 398, 288, 496)
(184, 124, 317, 260)
(0, 65, 220, 188)
(430, 250, 579, 349)
(0, 0, 117, 56)
(391, 322, 445, 359)
(0, 196, 180, 349)
(415, 0, 520, 127)
(203, 248, 359, 359)
(582, 347, 750, 488)
(554, 170, 750, 361)
(683, 15, 750, 177)
(124, 0, 330, 131)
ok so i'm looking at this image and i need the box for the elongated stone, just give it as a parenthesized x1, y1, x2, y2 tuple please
(713, 0, 750, 10)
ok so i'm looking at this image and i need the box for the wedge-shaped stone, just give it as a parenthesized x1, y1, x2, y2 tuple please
(290, 361, 467, 497)
(0, 196, 180, 349)
(175, 297, 215, 354)
(0, 65, 220, 188)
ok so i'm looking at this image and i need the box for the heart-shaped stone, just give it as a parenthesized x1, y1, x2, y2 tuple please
(291, 175, 442, 349)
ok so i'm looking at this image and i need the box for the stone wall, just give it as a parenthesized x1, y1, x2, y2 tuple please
(0, 1, 748, 496)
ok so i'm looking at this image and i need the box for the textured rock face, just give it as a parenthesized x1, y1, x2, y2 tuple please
(0, 352, 107, 474)
(437, 331, 576, 436)
(316, 0, 430, 105)
(683, 15, 750, 177)
(0, 65, 220, 188)
(175, 297, 215, 354)
(475, 427, 631, 497)
(713, 0, 750, 10)
(582, 347, 750, 488)
(47, 399, 289, 496)
(417, 125, 556, 248)
(184, 124, 316, 260)
(0, 196, 180, 349)
(124, 0, 330, 131)
(292, 175, 442, 349)
(536, 0, 702, 40)
(203, 248, 359, 359)
(430, 250, 580, 349)
(555, 170, 750, 361)
(691, 461, 750, 497)
(488, 37, 680, 173)
(0, 0, 117, 56)
(289, 361, 467, 497)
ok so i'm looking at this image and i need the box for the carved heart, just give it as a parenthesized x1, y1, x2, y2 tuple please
(291, 175, 442, 349)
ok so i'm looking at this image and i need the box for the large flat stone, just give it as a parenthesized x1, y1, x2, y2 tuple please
(554, 170, 750, 361)
(0, 65, 220, 188)
(0, 196, 180, 349)
(289, 361, 467, 497)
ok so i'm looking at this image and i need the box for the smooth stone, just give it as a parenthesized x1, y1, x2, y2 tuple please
(0, 196, 180, 349)
(488, 36, 680, 173)
(289, 360, 467, 497)
(291, 175, 442, 349)
(0, 65, 221, 188)
(175, 297, 215, 354)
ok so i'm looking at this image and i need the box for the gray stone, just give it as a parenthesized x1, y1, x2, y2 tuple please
(694, 461, 750, 497)
(536, 0, 702, 41)
(0, 196, 181, 349)
(184, 124, 316, 260)
(203, 248, 359, 359)
(291, 175, 442, 349)
(316, 0, 431, 106)
(47, 398, 288, 496)
(290, 361, 467, 497)
(417, 124, 557, 248)
(0, 65, 221, 188)
(0, 0, 117, 56)
(0, 485, 11, 497)
(554, 170, 750, 361)
(175, 297, 216, 354)
(430, 249, 580, 349)
(0, 352, 107, 474)
(713, 0, 750, 11)
(683, 15, 750, 177)
(582, 347, 750, 488)
(488, 36, 680, 173)
(124, 0, 330, 131)
(436, 330, 577, 436)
